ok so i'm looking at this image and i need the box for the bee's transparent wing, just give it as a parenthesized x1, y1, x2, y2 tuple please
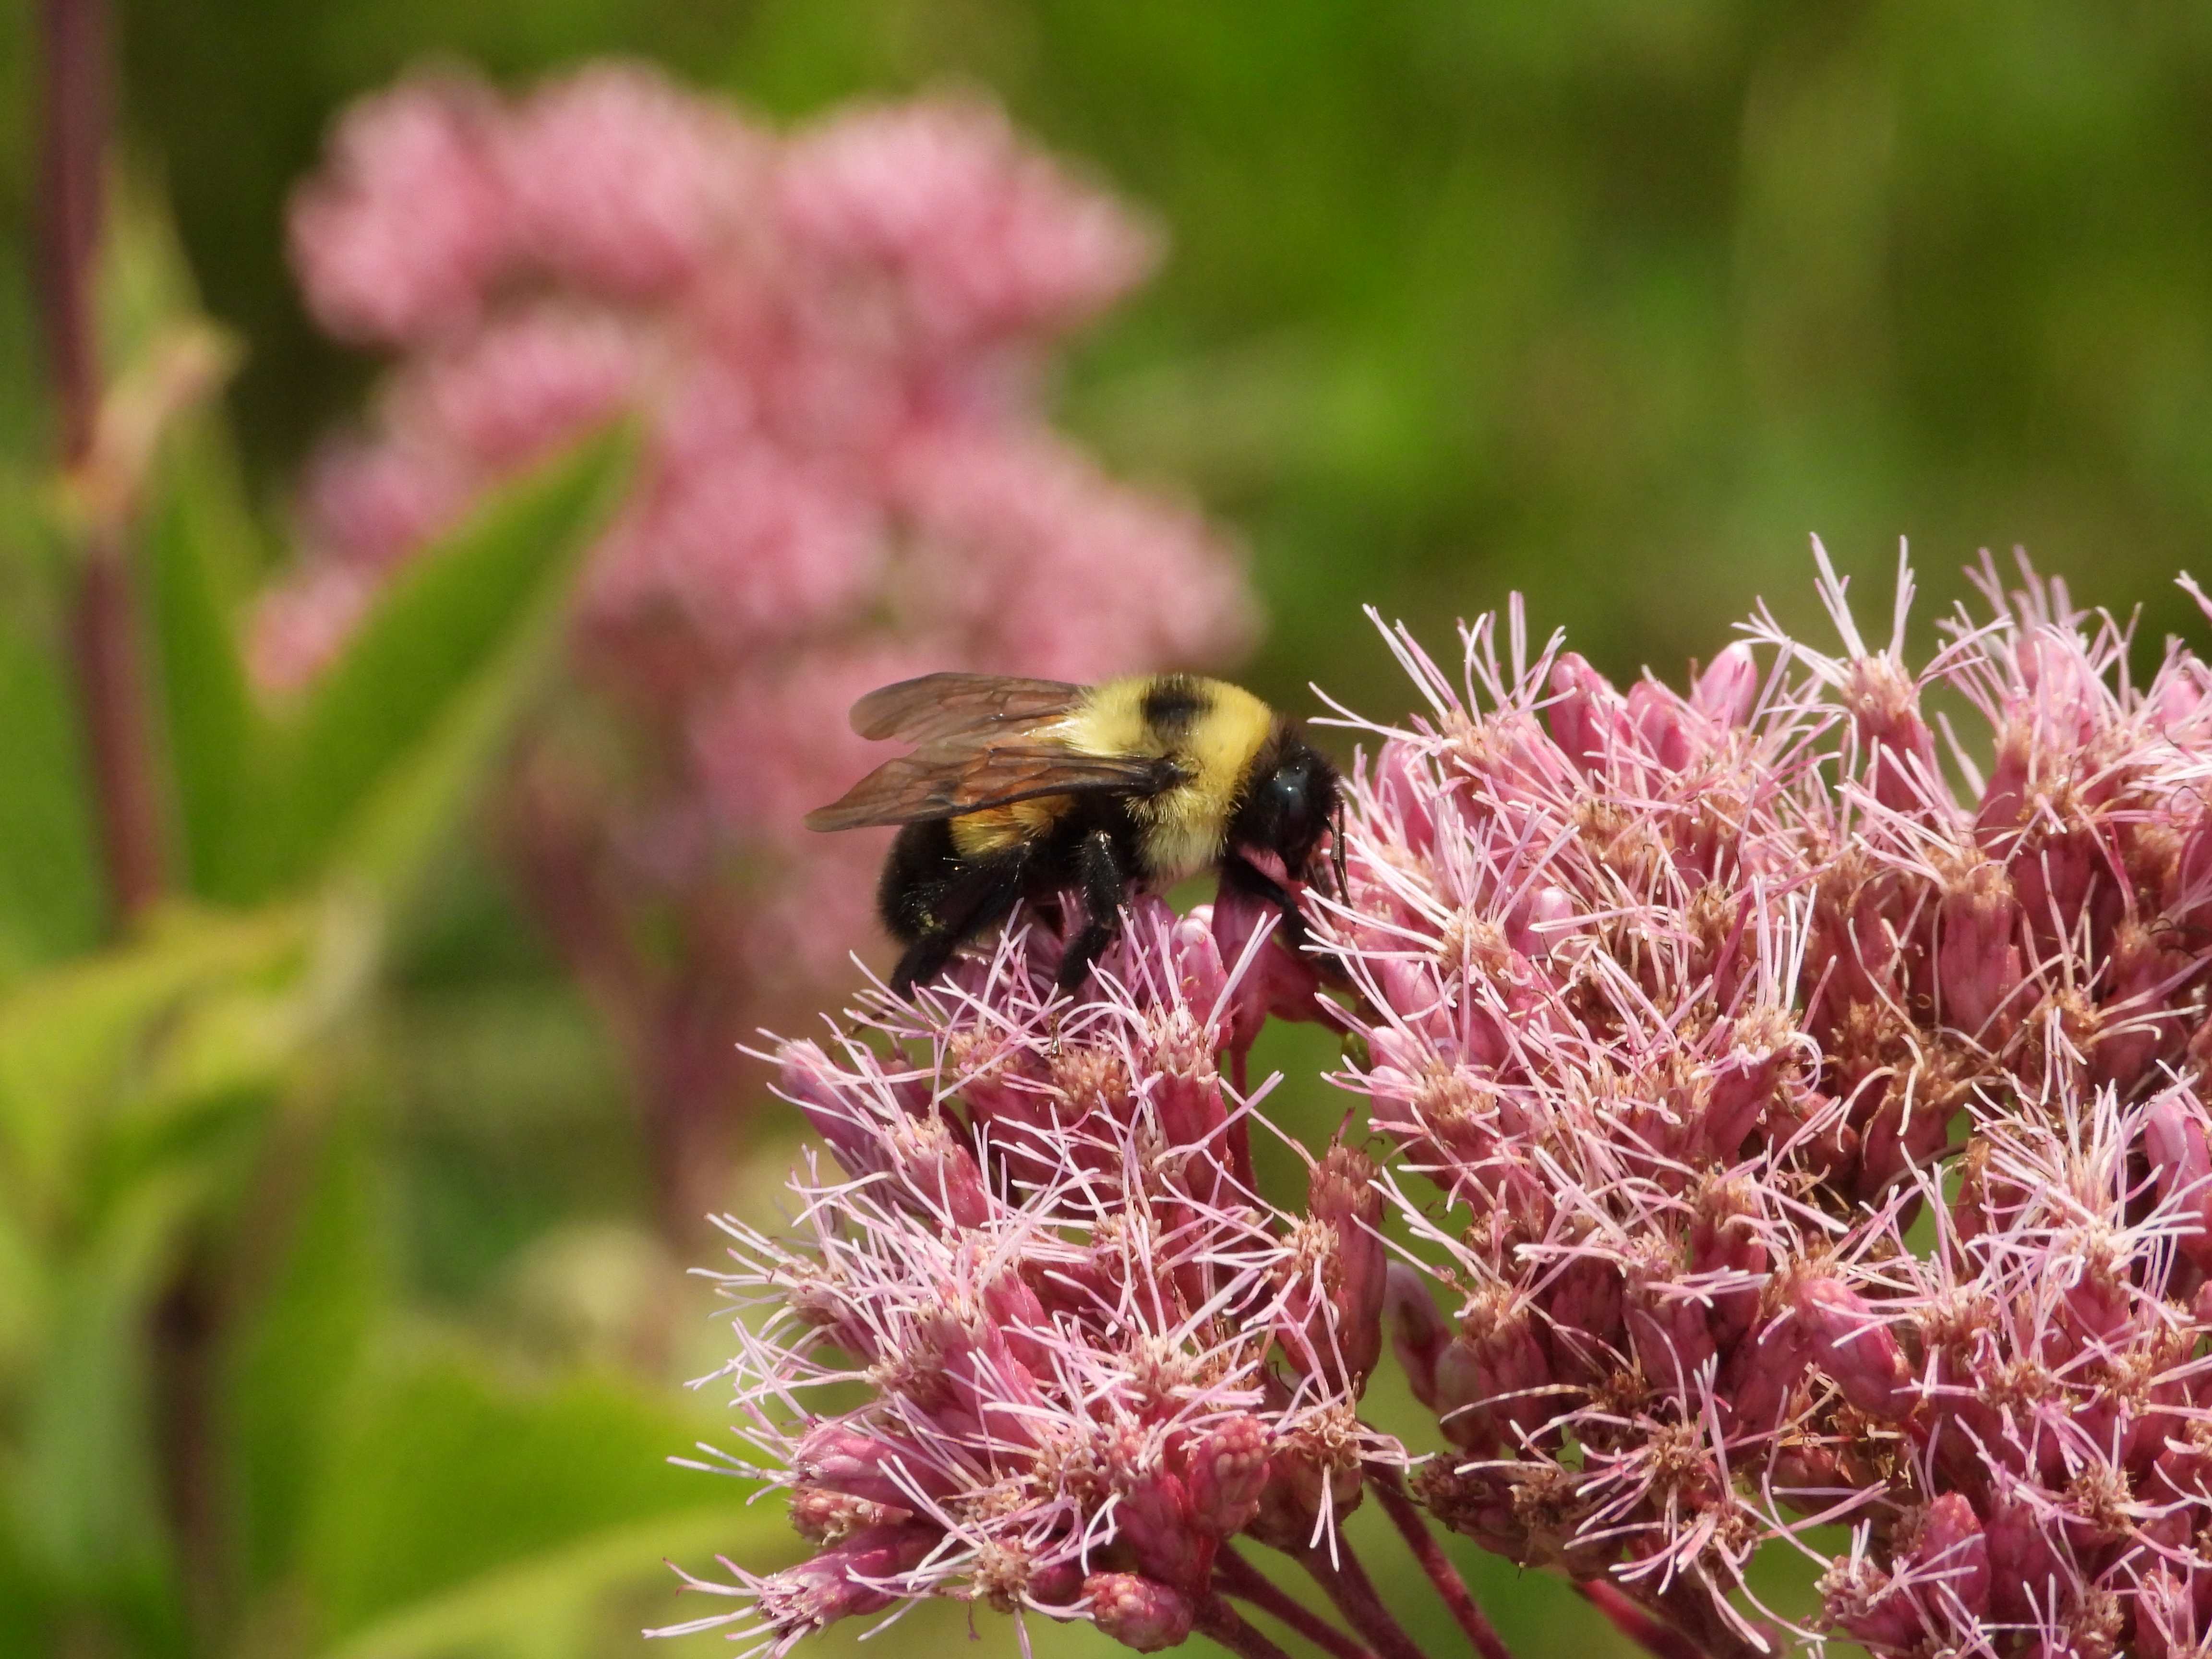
(805, 740, 1172, 832)
(847, 673, 1085, 745)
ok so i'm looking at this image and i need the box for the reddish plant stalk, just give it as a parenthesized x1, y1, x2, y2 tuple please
(1369, 1470, 1515, 1659)
(1214, 1547, 1378, 1659)
(503, 769, 743, 1242)
(35, 0, 101, 463)
(70, 538, 167, 923)
(1574, 1582, 1708, 1659)
(37, 0, 165, 926)
(1197, 1597, 1302, 1659)
(1288, 1533, 1433, 1659)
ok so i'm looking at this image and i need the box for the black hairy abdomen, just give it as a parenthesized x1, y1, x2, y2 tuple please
(878, 796, 1145, 947)
(878, 818, 960, 943)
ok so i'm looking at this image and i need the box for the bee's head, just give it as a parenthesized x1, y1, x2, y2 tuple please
(1231, 725, 1342, 887)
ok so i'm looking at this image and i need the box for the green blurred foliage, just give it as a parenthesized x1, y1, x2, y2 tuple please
(0, 152, 668, 1654)
(68, 0, 2212, 714)
(4, 2, 2209, 1657)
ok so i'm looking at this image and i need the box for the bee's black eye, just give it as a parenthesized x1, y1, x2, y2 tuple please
(1230, 732, 1338, 873)
(1244, 761, 1317, 858)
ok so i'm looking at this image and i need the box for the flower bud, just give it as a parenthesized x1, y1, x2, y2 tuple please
(1385, 1261, 1448, 1409)
(885, 1112, 991, 1228)
(1626, 679, 1697, 771)
(1843, 656, 1944, 817)
(2094, 919, 2188, 1090)
(756, 1524, 937, 1637)
(793, 1423, 954, 1509)
(1436, 1287, 1553, 1450)
(1117, 1467, 1205, 1590)
(1185, 1416, 1271, 1539)
(2146, 1088, 2212, 1272)
(1981, 1493, 2067, 1625)
(1900, 1492, 1990, 1617)
(2135, 1565, 2206, 1659)
(1548, 653, 1635, 776)
(1936, 855, 2024, 1037)
(1791, 1273, 1912, 1420)
(789, 1485, 911, 1544)
(779, 1040, 881, 1176)
(1244, 1439, 1365, 1551)
(1818, 1555, 1924, 1652)
(1719, 1316, 1808, 1436)
(1691, 641, 1759, 728)
(1307, 1144, 1387, 1383)
(1084, 1574, 1194, 1652)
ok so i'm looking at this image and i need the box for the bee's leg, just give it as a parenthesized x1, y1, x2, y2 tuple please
(1220, 854, 1309, 952)
(1057, 830, 1129, 991)
(890, 848, 1031, 996)
(890, 934, 956, 998)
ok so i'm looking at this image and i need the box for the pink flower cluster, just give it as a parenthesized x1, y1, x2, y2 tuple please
(1322, 550, 2212, 1658)
(682, 549, 2212, 1659)
(261, 62, 1253, 991)
(670, 904, 1384, 1656)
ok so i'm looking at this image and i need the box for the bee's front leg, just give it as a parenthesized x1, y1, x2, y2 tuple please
(1056, 830, 1128, 990)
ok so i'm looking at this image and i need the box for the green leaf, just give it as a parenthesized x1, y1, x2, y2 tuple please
(141, 413, 270, 903)
(8, 1168, 202, 1649)
(0, 905, 307, 1223)
(303, 1341, 723, 1639)
(313, 1505, 780, 1659)
(0, 562, 102, 975)
(240, 429, 631, 902)
(230, 1109, 387, 1590)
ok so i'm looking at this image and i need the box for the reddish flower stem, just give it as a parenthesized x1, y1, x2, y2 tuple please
(36, 0, 101, 463)
(38, 0, 165, 926)
(504, 760, 740, 1244)
(1198, 1594, 1300, 1659)
(71, 534, 167, 923)
(1288, 1532, 1434, 1659)
(1369, 1469, 1516, 1659)
(1573, 1581, 1708, 1659)
(1215, 1546, 1378, 1659)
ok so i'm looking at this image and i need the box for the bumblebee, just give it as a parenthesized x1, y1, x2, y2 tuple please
(807, 672, 1344, 994)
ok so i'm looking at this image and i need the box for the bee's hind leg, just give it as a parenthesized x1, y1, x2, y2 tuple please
(890, 847, 1031, 997)
(1056, 830, 1129, 991)
(890, 933, 959, 998)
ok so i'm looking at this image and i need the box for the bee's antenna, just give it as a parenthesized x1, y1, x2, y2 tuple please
(1331, 798, 1348, 898)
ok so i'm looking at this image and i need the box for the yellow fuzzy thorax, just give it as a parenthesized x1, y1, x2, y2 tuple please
(948, 675, 1274, 878)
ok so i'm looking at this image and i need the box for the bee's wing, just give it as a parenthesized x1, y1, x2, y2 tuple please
(805, 738, 1173, 832)
(847, 673, 1085, 744)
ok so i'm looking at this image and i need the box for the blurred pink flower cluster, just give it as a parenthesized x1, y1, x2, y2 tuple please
(673, 908, 1386, 1657)
(261, 64, 1254, 1217)
(1322, 550, 2212, 1658)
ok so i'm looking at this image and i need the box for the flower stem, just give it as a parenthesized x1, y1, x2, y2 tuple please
(1368, 1468, 1516, 1659)
(1288, 1531, 1434, 1659)
(71, 532, 167, 924)
(37, 0, 165, 927)
(1198, 1594, 1300, 1659)
(36, 0, 102, 463)
(1572, 1582, 1707, 1659)
(1215, 1545, 1378, 1659)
